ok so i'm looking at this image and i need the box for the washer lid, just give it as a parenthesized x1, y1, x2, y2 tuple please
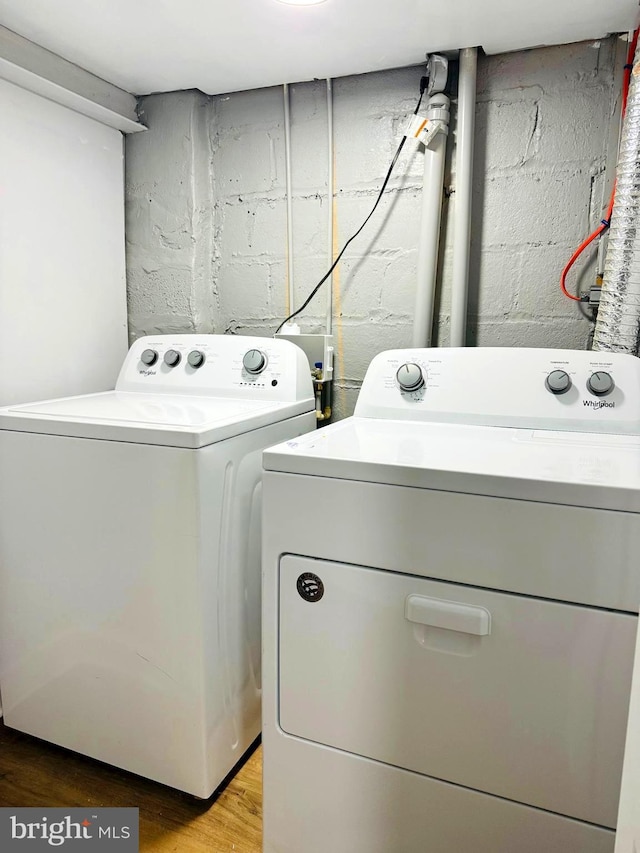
(0, 391, 311, 448)
(263, 416, 640, 512)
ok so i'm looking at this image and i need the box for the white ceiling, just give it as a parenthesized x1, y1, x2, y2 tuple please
(0, 0, 637, 96)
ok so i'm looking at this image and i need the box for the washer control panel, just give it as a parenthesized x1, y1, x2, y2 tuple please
(355, 347, 640, 434)
(116, 334, 313, 403)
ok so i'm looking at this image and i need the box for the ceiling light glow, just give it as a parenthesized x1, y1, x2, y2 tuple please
(275, 0, 327, 5)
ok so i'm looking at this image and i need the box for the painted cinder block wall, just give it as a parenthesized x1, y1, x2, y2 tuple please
(125, 38, 622, 418)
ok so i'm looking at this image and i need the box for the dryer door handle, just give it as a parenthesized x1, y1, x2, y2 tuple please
(405, 595, 491, 636)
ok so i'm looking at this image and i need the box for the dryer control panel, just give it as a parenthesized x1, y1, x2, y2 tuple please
(355, 348, 640, 434)
(116, 334, 312, 403)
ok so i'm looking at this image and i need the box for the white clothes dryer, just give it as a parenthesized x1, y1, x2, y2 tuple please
(0, 333, 315, 797)
(262, 347, 640, 853)
(615, 621, 640, 852)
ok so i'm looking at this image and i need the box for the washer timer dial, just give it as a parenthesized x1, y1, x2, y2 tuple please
(243, 349, 267, 375)
(187, 350, 205, 369)
(587, 371, 614, 397)
(396, 363, 425, 393)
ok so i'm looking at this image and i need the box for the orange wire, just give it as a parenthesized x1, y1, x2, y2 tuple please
(560, 28, 639, 302)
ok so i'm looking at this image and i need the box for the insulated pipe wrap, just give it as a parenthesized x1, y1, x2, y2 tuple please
(593, 42, 640, 355)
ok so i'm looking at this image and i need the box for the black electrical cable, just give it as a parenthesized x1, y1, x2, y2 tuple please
(275, 87, 426, 335)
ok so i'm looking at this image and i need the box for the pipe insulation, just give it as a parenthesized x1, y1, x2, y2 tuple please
(593, 39, 640, 355)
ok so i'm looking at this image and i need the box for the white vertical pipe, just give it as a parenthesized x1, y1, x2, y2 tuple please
(283, 83, 295, 315)
(326, 78, 334, 336)
(412, 128, 448, 347)
(450, 47, 477, 347)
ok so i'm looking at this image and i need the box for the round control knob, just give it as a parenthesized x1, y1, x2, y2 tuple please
(396, 363, 425, 393)
(163, 349, 181, 368)
(141, 349, 158, 366)
(587, 371, 614, 397)
(545, 370, 571, 395)
(187, 350, 205, 369)
(243, 349, 267, 375)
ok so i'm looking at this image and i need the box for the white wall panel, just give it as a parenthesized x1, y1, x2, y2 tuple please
(0, 78, 127, 406)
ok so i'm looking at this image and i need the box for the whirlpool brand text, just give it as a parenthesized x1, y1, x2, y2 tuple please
(583, 399, 615, 410)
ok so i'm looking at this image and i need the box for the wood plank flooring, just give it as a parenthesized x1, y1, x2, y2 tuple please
(0, 721, 262, 852)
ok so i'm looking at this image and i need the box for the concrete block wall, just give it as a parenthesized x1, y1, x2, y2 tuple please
(126, 90, 215, 337)
(126, 37, 622, 418)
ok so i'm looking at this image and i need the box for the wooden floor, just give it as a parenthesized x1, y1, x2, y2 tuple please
(0, 720, 262, 852)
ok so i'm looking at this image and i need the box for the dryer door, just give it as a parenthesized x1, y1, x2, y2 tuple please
(278, 555, 637, 829)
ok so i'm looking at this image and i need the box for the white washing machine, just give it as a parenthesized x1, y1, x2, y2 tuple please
(0, 333, 314, 797)
(262, 347, 640, 853)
